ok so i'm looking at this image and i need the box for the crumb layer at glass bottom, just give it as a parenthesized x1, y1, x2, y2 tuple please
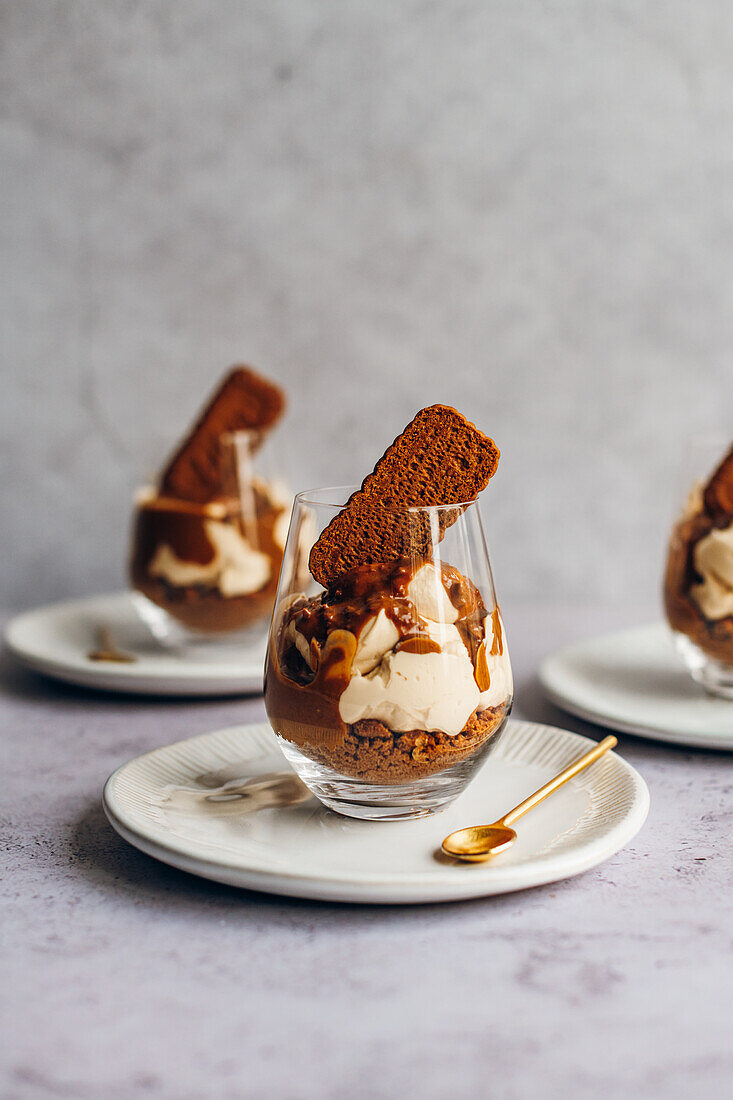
(268, 702, 511, 820)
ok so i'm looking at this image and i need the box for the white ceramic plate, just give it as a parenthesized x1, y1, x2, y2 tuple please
(539, 623, 733, 750)
(103, 720, 649, 904)
(4, 593, 266, 696)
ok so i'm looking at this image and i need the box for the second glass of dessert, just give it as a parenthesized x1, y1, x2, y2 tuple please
(130, 366, 293, 646)
(264, 405, 513, 820)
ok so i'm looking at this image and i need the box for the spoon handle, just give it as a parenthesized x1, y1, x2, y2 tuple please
(500, 735, 617, 828)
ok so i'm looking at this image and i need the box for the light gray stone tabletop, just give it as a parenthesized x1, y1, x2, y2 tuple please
(2, 602, 732, 1100)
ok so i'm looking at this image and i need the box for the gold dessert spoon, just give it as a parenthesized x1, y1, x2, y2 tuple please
(441, 734, 618, 863)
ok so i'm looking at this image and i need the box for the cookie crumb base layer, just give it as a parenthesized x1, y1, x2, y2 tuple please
(281, 705, 508, 784)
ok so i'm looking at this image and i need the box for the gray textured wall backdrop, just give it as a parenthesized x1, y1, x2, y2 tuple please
(3, 1, 733, 613)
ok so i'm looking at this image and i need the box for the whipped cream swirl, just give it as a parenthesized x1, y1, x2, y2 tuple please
(691, 522, 733, 620)
(287, 562, 512, 737)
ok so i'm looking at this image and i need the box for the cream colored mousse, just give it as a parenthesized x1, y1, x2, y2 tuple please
(149, 520, 271, 597)
(690, 523, 733, 620)
(288, 562, 512, 737)
(257, 477, 291, 551)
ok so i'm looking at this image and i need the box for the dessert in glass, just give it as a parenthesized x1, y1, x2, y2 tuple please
(264, 405, 513, 820)
(130, 366, 293, 645)
(664, 439, 733, 698)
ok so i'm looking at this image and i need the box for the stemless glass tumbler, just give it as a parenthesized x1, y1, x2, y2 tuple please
(264, 487, 513, 820)
(130, 429, 292, 647)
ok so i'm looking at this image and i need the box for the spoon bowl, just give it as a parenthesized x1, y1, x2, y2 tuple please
(440, 735, 617, 863)
(442, 824, 516, 862)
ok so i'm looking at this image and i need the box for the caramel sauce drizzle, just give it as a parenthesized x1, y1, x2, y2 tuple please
(474, 645, 491, 692)
(283, 559, 488, 674)
(490, 607, 503, 656)
(265, 560, 504, 745)
(395, 635, 442, 655)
